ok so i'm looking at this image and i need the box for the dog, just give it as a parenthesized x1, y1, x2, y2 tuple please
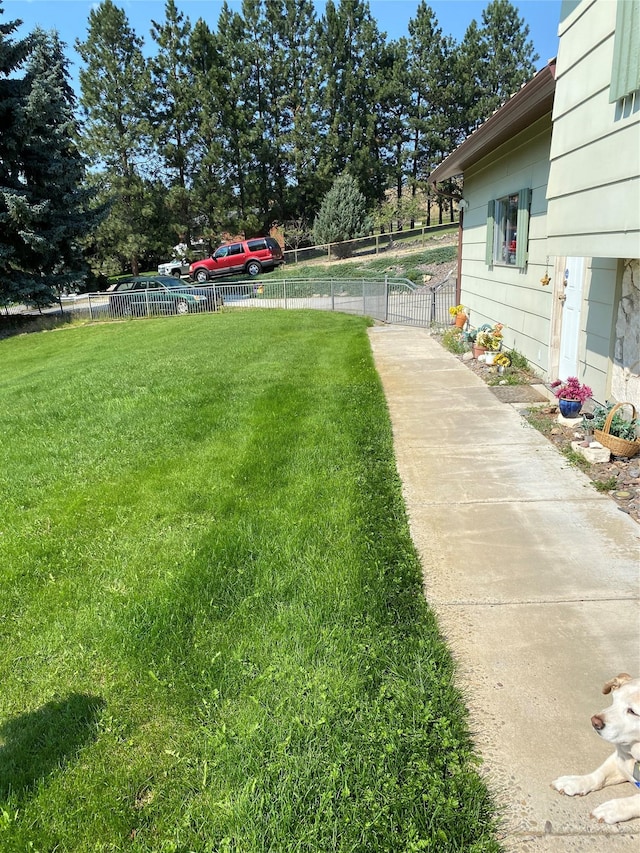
(552, 673, 640, 824)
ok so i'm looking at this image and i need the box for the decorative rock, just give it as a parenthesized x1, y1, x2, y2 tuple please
(557, 411, 584, 426)
(570, 441, 611, 463)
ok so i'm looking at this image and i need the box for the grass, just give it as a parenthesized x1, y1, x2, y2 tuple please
(0, 311, 499, 852)
(268, 244, 457, 286)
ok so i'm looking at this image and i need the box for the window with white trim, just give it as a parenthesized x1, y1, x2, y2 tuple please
(485, 188, 531, 270)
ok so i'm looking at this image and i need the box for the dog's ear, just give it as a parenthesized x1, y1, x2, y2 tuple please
(602, 673, 633, 694)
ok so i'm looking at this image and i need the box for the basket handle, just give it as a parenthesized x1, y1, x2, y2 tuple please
(603, 402, 637, 436)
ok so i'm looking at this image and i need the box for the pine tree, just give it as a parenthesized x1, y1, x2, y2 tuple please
(315, 0, 387, 207)
(76, 0, 154, 274)
(376, 37, 411, 211)
(0, 7, 96, 307)
(260, 0, 320, 222)
(0, 2, 34, 306)
(17, 28, 97, 302)
(312, 173, 371, 257)
(149, 0, 198, 248)
(189, 8, 252, 241)
(457, 0, 539, 131)
(406, 2, 451, 223)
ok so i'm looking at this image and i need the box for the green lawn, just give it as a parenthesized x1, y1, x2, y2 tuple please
(0, 311, 499, 852)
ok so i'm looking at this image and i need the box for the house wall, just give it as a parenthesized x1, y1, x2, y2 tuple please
(460, 115, 554, 374)
(612, 259, 640, 405)
(582, 258, 618, 402)
(547, 0, 640, 258)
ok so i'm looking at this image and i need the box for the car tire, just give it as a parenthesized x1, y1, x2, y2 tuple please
(246, 260, 262, 277)
(175, 299, 189, 315)
(172, 269, 181, 278)
(194, 268, 209, 283)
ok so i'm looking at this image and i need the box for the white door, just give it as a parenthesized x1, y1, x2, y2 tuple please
(558, 256, 586, 380)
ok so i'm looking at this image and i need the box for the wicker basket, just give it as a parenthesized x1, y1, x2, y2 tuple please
(593, 402, 640, 458)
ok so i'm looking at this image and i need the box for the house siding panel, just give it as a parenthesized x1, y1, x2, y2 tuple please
(547, 0, 640, 257)
(459, 121, 553, 373)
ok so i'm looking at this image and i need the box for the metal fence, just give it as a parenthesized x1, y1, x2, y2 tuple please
(2, 275, 457, 328)
(58, 276, 457, 327)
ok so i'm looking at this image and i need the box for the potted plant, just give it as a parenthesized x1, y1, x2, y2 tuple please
(550, 376, 592, 418)
(474, 323, 504, 361)
(591, 402, 640, 457)
(449, 304, 468, 328)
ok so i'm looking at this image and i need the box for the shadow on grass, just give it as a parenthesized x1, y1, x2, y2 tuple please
(0, 693, 105, 800)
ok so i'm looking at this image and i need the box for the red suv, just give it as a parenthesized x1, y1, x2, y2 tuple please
(189, 237, 284, 282)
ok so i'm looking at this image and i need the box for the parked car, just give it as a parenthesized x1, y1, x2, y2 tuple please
(108, 276, 222, 317)
(157, 258, 190, 277)
(189, 237, 284, 282)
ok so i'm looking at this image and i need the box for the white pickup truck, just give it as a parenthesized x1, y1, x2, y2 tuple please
(157, 258, 190, 278)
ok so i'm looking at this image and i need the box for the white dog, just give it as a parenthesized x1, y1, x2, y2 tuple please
(552, 673, 640, 824)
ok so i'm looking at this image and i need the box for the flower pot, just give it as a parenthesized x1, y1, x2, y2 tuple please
(558, 398, 582, 418)
(472, 345, 487, 359)
(485, 351, 497, 365)
(454, 313, 467, 328)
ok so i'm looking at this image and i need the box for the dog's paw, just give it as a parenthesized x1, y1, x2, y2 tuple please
(591, 800, 625, 824)
(591, 795, 640, 825)
(552, 775, 592, 796)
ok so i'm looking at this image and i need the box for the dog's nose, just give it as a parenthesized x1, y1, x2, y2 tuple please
(591, 714, 605, 731)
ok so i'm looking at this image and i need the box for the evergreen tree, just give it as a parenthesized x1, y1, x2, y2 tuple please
(189, 8, 251, 241)
(312, 173, 371, 256)
(261, 0, 320, 222)
(315, 0, 387, 207)
(149, 0, 198, 248)
(17, 28, 97, 302)
(456, 0, 539, 131)
(76, 0, 154, 274)
(0, 2, 33, 306)
(406, 2, 451, 223)
(376, 36, 411, 210)
(0, 8, 95, 307)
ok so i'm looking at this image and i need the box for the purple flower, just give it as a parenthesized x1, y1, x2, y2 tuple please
(551, 377, 592, 403)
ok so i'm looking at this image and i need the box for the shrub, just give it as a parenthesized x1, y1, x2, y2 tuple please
(312, 174, 372, 257)
(442, 327, 466, 354)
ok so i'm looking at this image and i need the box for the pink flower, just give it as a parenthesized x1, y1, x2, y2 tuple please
(551, 377, 592, 403)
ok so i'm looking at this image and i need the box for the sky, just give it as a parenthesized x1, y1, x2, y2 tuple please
(4, 0, 562, 90)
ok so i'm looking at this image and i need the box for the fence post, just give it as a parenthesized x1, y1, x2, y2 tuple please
(384, 275, 388, 323)
(284, 279, 287, 310)
(88, 294, 93, 321)
(331, 280, 335, 313)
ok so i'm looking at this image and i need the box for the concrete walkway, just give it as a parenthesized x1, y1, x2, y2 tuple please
(368, 325, 640, 852)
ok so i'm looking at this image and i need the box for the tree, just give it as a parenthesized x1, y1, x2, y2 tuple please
(149, 0, 198, 248)
(312, 173, 371, 256)
(0, 6, 96, 307)
(315, 0, 388, 207)
(376, 36, 411, 209)
(17, 28, 97, 301)
(406, 2, 454, 222)
(76, 0, 154, 274)
(189, 9, 252, 242)
(261, 0, 320, 221)
(0, 1, 33, 306)
(456, 0, 539, 131)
